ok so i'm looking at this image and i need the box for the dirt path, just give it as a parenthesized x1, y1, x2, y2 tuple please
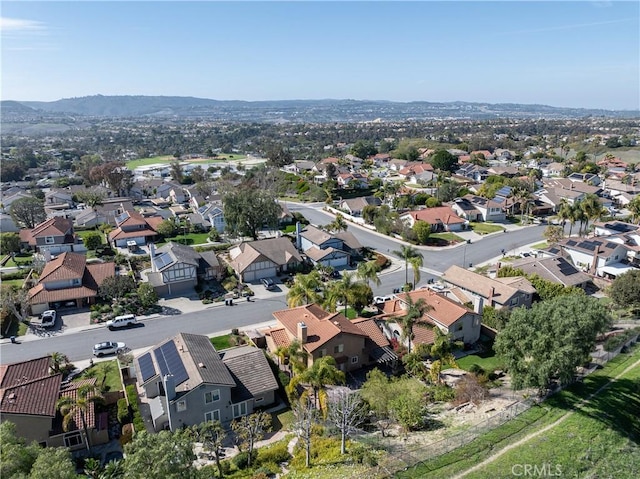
(451, 357, 640, 479)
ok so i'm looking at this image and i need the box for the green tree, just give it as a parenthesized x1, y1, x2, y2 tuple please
(356, 260, 381, 287)
(0, 232, 20, 254)
(286, 271, 323, 307)
(289, 356, 346, 413)
(156, 219, 178, 238)
(360, 368, 396, 437)
(50, 352, 71, 375)
(99, 276, 136, 301)
(327, 213, 348, 232)
(495, 294, 611, 392)
(0, 421, 40, 478)
(190, 421, 226, 478)
(397, 294, 432, 354)
(628, 196, 640, 224)
(83, 231, 103, 250)
(169, 160, 184, 183)
(543, 225, 564, 244)
(609, 270, 640, 310)
(231, 412, 272, 468)
(76, 191, 105, 210)
(56, 383, 103, 453)
(412, 220, 431, 245)
(137, 282, 158, 309)
(389, 379, 427, 434)
(430, 150, 458, 172)
(392, 245, 423, 288)
(9, 196, 46, 228)
(29, 447, 78, 479)
(123, 430, 197, 479)
(580, 193, 603, 235)
(350, 140, 377, 159)
(324, 272, 359, 315)
(223, 188, 281, 240)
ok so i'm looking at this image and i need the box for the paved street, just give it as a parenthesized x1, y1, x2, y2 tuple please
(0, 202, 548, 366)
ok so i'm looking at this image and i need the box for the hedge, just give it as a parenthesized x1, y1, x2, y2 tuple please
(125, 384, 145, 433)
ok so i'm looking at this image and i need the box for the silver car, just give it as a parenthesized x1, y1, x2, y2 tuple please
(93, 341, 126, 357)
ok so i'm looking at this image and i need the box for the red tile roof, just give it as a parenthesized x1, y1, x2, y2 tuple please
(39, 252, 87, 282)
(59, 378, 98, 429)
(31, 217, 73, 237)
(272, 303, 367, 353)
(352, 317, 390, 348)
(402, 206, 466, 226)
(264, 328, 291, 349)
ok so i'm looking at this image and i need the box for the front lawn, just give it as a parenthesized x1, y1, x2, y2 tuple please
(77, 360, 122, 392)
(469, 223, 505, 235)
(429, 232, 464, 243)
(210, 334, 233, 350)
(156, 232, 211, 246)
(3, 253, 33, 268)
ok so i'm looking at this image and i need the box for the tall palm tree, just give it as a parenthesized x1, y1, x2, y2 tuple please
(50, 352, 70, 375)
(397, 294, 432, 354)
(287, 339, 308, 376)
(572, 201, 588, 237)
(408, 256, 422, 290)
(356, 260, 381, 288)
(392, 245, 423, 288)
(328, 214, 348, 232)
(556, 199, 573, 236)
(286, 271, 322, 307)
(291, 356, 346, 413)
(56, 383, 103, 453)
(580, 193, 603, 236)
(324, 272, 358, 315)
(628, 196, 640, 224)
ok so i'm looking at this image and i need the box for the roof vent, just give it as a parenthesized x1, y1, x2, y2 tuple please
(198, 362, 205, 368)
(8, 393, 16, 401)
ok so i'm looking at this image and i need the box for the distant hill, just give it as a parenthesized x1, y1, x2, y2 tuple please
(3, 95, 638, 122)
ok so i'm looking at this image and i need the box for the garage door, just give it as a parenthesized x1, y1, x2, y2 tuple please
(243, 267, 277, 283)
(326, 257, 348, 268)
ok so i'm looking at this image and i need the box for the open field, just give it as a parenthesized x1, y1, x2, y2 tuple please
(126, 154, 246, 169)
(396, 344, 640, 479)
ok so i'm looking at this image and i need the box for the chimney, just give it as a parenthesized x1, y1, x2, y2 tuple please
(297, 321, 307, 343)
(163, 374, 176, 401)
(149, 242, 156, 258)
(473, 296, 484, 315)
(487, 287, 495, 306)
(295, 222, 302, 251)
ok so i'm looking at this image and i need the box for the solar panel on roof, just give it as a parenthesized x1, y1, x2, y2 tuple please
(492, 196, 505, 204)
(496, 186, 512, 197)
(153, 252, 173, 269)
(115, 211, 129, 224)
(138, 353, 156, 382)
(583, 243, 596, 251)
(606, 242, 617, 249)
(153, 340, 189, 386)
(567, 240, 577, 246)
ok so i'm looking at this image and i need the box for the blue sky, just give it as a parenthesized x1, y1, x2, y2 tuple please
(2, 1, 638, 110)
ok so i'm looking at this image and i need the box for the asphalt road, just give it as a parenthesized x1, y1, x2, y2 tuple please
(0, 202, 548, 365)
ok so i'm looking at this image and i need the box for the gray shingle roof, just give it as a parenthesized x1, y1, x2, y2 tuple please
(179, 333, 236, 387)
(221, 346, 279, 402)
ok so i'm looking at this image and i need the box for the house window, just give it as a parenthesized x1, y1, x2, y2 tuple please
(72, 278, 80, 286)
(63, 431, 83, 448)
(319, 349, 327, 358)
(232, 402, 247, 418)
(457, 324, 463, 331)
(204, 410, 220, 422)
(45, 236, 55, 244)
(176, 400, 187, 412)
(351, 356, 359, 364)
(334, 344, 344, 354)
(204, 390, 220, 404)
(510, 298, 519, 306)
(255, 397, 263, 403)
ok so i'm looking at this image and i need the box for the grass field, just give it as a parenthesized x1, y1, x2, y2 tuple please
(457, 349, 503, 373)
(156, 232, 210, 247)
(126, 154, 246, 169)
(469, 223, 505, 235)
(77, 360, 123, 392)
(210, 334, 232, 350)
(396, 345, 640, 479)
(430, 232, 464, 243)
(75, 229, 106, 246)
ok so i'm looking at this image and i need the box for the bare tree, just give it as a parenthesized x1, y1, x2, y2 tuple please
(231, 411, 271, 468)
(327, 389, 368, 454)
(1, 287, 30, 325)
(292, 398, 317, 468)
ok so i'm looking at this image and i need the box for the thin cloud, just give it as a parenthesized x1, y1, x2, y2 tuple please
(0, 17, 46, 33)
(495, 18, 633, 36)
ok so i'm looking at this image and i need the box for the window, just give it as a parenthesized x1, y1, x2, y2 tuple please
(457, 324, 463, 331)
(204, 389, 220, 404)
(255, 397, 263, 403)
(351, 356, 359, 364)
(204, 410, 220, 422)
(319, 349, 327, 358)
(176, 400, 187, 412)
(45, 236, 55, 244)
(232, 402, 247, 418)
(72, 278, 81, 285)
(334, 344, 344, 354)
(510, 298, 519, 306)
(64, 432, 83, 448)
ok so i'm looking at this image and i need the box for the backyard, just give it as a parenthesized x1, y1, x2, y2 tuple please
(76, 360, 123, 392)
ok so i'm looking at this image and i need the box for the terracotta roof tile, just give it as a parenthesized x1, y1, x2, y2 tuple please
(264, 328, 291, 349)
(59, 378, 98, 428)
(39, 252, 86, 282)
(272, 304, 367, 353)
(0, 374, 62, 417)
(31, 217, 73, 237)
(352, 318, 390, 348)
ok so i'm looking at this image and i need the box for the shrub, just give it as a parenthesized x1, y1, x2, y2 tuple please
(350, 443, 378, 466)
(257, 441, 291, 465)
(232, 450, 257, 470)
(117, 398, 130, 424)
(120, 423, 134, 446)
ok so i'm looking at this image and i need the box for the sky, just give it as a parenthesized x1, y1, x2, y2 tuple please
(1, 1, 639, 110)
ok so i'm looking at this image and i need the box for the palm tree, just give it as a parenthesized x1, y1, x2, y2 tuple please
(581, 193, 603, 236)
(324, 272, 358, 315)
(572, 201, 588, 237)
(287, 339, 308, 376)
(56, 383, 103, 453)
(356, 260, 381, 288)
(50, 352, 70, 375)
(291, 356, 346, 413)
(392, 245, 423, 288)
(408, 256, 422, 290)
(628, 196, 640, 224)
(328, 214, 348, 232)
(397, 294, 432, 354)
(286, 271, 322, 307)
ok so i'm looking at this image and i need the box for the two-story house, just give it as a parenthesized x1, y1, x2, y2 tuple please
(450, 195, 506, 222)
(28, 252, 115, 314)
(19, 217, 84, 255)
(108, 210, 164, 248)
(338, 196, 382, 217)
(441, 265, 535, 311)
(135, 333, 278, 431)
(265, 304, 378, 372)
(145, 242, 222, 296)
(0, 356, 109, 450)
(196, 203, 226, 233)
(545, 237, 633, 278)
(375, 289, 482, 348)
(296, 224, 350, 268)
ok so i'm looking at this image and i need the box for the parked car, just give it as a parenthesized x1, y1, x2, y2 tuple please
(261, 278, 275, 290)
(93, 341, 126, 357)
(31, 310, 57, 328)
(374, 295, 393, 304)
(106, 314, 138, 330)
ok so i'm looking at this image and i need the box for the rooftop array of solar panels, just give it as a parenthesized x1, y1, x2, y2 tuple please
(137, 340, 190, 386)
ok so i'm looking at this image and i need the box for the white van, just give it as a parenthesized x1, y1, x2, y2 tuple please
(106, 314, 138, 330)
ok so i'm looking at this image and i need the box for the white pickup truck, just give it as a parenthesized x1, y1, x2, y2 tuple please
(106, 314, 138, 330)
(31, 310, 57, 328)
